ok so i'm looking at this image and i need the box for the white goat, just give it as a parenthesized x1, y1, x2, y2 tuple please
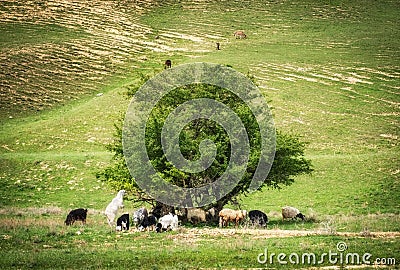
(157, 213, 179, 232)
(104, 190, 126, 228)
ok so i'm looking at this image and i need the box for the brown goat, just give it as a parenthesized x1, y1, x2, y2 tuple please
(233, 30, 247, 39)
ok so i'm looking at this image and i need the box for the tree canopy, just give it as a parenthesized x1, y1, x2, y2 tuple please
(97, 74, 313, 211)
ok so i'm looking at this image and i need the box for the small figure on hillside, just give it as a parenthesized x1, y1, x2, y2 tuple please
(216, 42, 220, 50)
(233, 30, 247, 39)
(164, 59, 172, 69)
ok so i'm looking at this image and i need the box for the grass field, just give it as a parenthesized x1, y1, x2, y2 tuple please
(0, 0, 399, 269)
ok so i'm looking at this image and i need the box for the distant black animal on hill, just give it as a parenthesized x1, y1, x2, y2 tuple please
(65, 208, 88, 226)
(164, 59, 172, 69)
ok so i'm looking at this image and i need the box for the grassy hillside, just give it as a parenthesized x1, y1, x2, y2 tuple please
(0, 0, 399, 268)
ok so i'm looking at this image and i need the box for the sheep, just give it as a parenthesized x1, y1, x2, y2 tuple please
(104, 190, 126, 228)
(157, 213, 179, 232)
(248, 210, 269, 227)
(218, 208, 247, 228)
(177, 207, 217, 224)
(186, 208, 207, 224)
(233, 30, 247, 39)
(65, 208, 87, 226)
(281, 206, 305, 221)
(116, 213, 129, 231)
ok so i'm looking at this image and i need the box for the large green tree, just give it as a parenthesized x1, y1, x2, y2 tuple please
(98, 74, 313, 212)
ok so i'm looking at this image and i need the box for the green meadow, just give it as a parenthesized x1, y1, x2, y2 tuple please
(0, 0, 399, 269)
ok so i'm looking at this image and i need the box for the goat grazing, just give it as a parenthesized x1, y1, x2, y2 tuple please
(133, 207, 148, 227)
(218, 208, 247, 227)
(65, 208, 87, 226)
(138, 214, 158, 231)
(104, 190, 126, 228)
(157, 213, 179, 232)
(281, 206, 305, 221)
(186, 208, 207, 224)
(116, 213, 129, 231)
(233, 30, 247, 39)
(248, 210, 269, 227)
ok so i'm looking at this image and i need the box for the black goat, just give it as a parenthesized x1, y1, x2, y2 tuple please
(116, 213, 130, 231)
(138, 215, 157, 231)
(65, 208, 87, 226)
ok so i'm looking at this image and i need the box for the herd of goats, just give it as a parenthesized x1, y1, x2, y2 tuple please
(66, 29, 308, 233)
(162, 30, 247, 69)
(65, 190, 306, 232)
